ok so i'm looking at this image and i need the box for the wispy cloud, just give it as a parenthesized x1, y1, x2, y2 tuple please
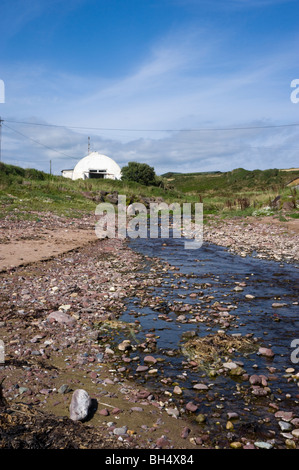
(1, 11, 299, 174)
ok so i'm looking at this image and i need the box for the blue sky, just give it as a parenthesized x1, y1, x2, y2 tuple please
(0, 0, 299, 175)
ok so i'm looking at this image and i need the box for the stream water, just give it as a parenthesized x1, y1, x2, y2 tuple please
(115, 236, 299, 443)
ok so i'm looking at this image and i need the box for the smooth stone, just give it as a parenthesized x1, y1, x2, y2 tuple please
(230, 442, 243, 449)
(166, 407, 180, 418)
(195, 414, 206, 424)
(130, 407, 143, 412)
(181, 427, 191, 439)
(193, 383, 208, 390)
(173, 386, 183, 395)
(275, 411, 294, 421)
(113, 426, 128, 436)
(186, 402, 198, 412)
(136, 365, 149, 372)
(285, 439, 296, 448)
(69, 389, 92, 421)
(47, 311, 76, 326)
(58, 384, 71, 394)
(223, 362, 238, 370)
(258, 347, 275, 357)
(144, 355, 157, 364)
(254, 441, 273, 449)
(279, 421, 292, 432)
(117, 340, 131, 351)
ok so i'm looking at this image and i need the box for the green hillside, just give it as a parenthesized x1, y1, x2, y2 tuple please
(0, 162, 298, 220)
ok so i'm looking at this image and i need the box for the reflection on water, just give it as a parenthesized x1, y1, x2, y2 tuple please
(115, 236, 298, 442)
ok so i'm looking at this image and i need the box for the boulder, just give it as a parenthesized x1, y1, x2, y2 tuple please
(69, 389, 92, 421)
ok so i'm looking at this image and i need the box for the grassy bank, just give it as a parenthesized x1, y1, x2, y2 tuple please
(164, 167, 299, 218)
(0, 162, 298, 221)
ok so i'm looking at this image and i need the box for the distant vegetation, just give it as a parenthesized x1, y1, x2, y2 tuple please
(0, 162, 298, 221)
(121, 161, 159, 186)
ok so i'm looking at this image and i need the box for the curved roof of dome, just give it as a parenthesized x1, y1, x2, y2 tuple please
(72, 152, 122, 180)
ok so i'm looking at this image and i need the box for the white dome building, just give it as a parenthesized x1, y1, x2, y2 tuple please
(61, 152, 122, 181)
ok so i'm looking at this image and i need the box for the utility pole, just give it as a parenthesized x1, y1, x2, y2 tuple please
(0, 117, 3, 163)
(50, 160, 52, 175)
(88, 136, 90, 154)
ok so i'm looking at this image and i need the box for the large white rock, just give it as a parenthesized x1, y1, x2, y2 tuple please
(69, 389, 92, 421)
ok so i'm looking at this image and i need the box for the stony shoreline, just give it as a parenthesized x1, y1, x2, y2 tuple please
(204, 216, 299, 263)
(0, 212, 298, 449)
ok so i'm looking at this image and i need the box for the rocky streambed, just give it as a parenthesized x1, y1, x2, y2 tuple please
(0, 213, 298, 449)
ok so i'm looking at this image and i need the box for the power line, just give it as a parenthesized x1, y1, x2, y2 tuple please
(2, 122, 78, 160)
(3, 118, 299, 133)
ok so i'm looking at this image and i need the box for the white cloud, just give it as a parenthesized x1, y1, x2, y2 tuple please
(2, 23, 299, 174)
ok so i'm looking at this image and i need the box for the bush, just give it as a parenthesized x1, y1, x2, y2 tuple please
(121, 161, 157, 186)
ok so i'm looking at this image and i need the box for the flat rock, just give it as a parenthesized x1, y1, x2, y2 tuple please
(144, 355, 157, 364)
(136, 365, 149, 372)
(47, 311, 76, 326)
(258, 347, 275, 357)
(186, 401, 198, 412)
(193, 383, 208, 390)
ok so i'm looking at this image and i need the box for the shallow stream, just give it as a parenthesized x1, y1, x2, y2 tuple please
(115, 237, 299, 444)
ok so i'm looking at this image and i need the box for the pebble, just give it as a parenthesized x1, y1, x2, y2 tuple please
(275, 411, 294, 421)
(113, 426, 128, 436)
(230, 442, 243, 449)
(181, 427, 191, 439)
(279, 421, 292, 432)
(258, 347, 275, 357)
(223, 362, 238, 370)
(47, 310, 76, 326)
(173, 386, 183, 395)
(193, 383, 208, 390)
(195, 414, 206, 424)
(254, 441, 273, 449)
(58, 384, 71, 394)
(156, 436, 170, 448)
(285, 439, 296, 448)
(166, 407, 180, 418)
(136, 365, 149, 372)
(186, 401, 198, 412)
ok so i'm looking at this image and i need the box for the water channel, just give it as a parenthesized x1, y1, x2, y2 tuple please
(113, 236, 299, 444)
